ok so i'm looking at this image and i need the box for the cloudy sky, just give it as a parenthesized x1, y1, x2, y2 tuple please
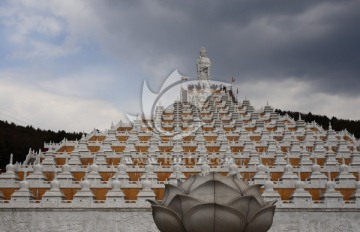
(0, 0, 359, 132)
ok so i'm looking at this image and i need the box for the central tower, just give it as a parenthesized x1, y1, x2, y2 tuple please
(196, 47, 211, 80)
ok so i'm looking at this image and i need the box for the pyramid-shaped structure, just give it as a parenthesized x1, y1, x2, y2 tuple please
(0, 48, 360, 210)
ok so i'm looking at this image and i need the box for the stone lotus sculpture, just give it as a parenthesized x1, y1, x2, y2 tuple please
(148, 172, 276, 232)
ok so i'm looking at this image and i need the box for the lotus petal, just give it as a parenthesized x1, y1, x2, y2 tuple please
(265, 200, 277, 206)
(179, 174, 196, 194)
(214, 174, 243, 193)
(146, 199, 160, 206)
(183, 203, 247, 232)
(243, 184, 265, 205)
(226, 196, 262, 220)
(244, 184, 262, 196)
(151, 205, 186, 232)
(168, 194, 204, 217)
(232, 175, 250, 194)
(189, 180, 242, 204)
(187, 172, 215, 193)
(149, 172, 276, 232)
(245, 205, 276, 232)
(162, 184, 185, 206)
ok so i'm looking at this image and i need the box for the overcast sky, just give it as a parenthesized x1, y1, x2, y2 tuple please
(0, 0, 359, 132)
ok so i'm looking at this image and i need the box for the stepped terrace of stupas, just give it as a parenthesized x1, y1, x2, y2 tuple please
(0, 48, 360, 231)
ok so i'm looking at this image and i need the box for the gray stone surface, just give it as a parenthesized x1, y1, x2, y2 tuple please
(270, 209, 360, 232)
(0, 208, 359, 232)
(0, 209, 158, 232)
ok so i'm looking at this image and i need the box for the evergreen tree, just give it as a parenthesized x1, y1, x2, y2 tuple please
(275, 109, 360, 138)
(0, 120, 82, 170)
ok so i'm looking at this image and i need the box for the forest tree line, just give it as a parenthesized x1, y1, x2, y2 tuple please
(275, 109, 360, 139)
(0, 120, 82, 169)
(0, 109, 359, 169)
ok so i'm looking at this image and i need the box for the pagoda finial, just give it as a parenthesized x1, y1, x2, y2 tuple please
(145, 171, 149, 180)
(298, 113, 302, 121)
(329, 121, 332, 130)
(9, 153, 13, 165)
(266, 170, 271, 181)
(197, 47, 211, 81)
(35, 155, 40, 165)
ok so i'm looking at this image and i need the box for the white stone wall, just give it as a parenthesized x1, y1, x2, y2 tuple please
(0, 208, 359, 232)
(0, 209, 158, 232)
(270, 209, 360, 232)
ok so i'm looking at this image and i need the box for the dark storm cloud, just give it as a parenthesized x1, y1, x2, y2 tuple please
(91, 0, 360, 96)
(1, 0, 359, 130)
